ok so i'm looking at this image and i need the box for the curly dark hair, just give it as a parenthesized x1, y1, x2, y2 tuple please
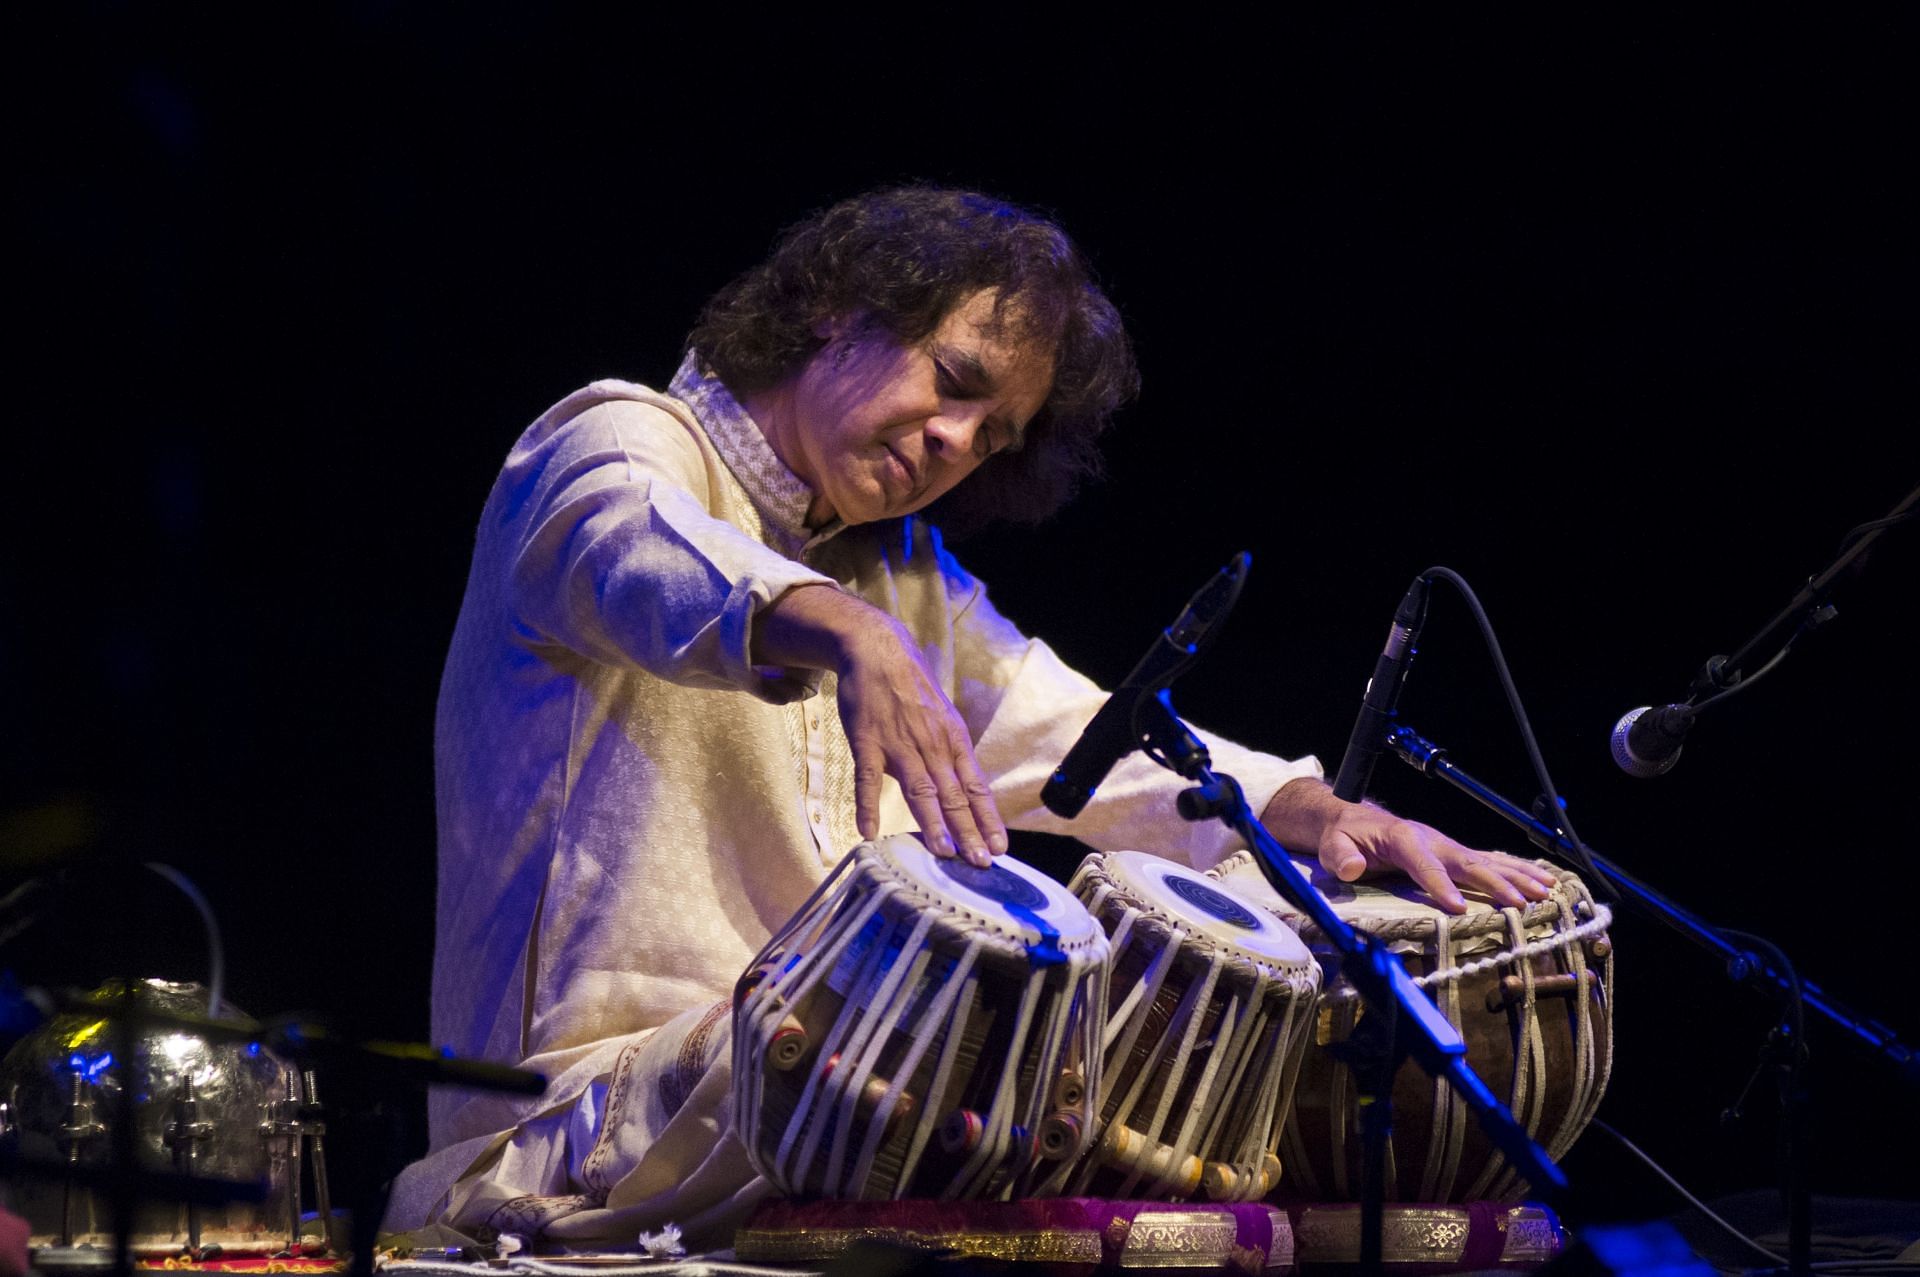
(687, 186, 1140, 534)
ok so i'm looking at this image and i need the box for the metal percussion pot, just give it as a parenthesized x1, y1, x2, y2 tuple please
(0, 979, 325, 1259)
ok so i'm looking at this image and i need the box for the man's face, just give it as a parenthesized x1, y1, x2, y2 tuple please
(784, 290, 1055, 528)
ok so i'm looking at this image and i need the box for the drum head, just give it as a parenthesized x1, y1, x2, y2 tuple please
(1221, 851, 1543, 926)
(863, 834, 1102, 954)
(1217, 852, 1591, 976)
(1099, 851, 1313, 969)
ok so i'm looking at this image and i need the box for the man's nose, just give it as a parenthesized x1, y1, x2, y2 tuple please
(924, 407, 988, 461)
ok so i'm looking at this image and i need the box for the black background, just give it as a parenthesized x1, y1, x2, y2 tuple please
(8, 10, 1917, 1224)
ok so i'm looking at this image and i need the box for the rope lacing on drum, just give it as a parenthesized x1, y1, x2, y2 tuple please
(1315, 905, 1613, 995)
(1413, 904, 1613, 990)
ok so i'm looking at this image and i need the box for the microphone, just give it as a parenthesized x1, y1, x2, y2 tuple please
(1609, 703, 1696, 778)
(1042, 554, 1250, 820)
(1331, 574, 1431, 803)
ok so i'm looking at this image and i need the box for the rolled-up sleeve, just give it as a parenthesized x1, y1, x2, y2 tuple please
(499, 392, 837, 702)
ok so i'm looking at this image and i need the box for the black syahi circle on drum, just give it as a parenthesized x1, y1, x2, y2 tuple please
(935, 858, 1052, 913)
(1160, 871, 1262, 931)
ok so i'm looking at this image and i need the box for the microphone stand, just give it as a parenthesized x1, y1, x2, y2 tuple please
(1615, 483, 1920, 775)
(1384, 720, 1920, 1277)
(1699, 482, 1919, 702)
(1129, 690, 1570, 1274)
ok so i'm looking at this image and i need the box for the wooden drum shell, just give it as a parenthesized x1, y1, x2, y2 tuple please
(1212, 851, 1613, 1204)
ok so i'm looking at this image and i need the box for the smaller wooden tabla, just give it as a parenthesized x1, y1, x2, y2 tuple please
(1211, 850, 1614, 1203)
(734, 835, 1109, 1201)
(1064, 851, 1322, 1202)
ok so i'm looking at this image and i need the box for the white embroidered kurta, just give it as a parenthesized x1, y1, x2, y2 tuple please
(390, 357, 1321, 1243)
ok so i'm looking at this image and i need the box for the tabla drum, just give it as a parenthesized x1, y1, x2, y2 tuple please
(1064, 851, 1322, 1202)
(734, 835, 1110, 1201)
(1211, 850, 1613, 1203)
(0, 979, 327, 1259)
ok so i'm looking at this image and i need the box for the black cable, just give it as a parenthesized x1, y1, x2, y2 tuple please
(144, 862, 227, 1020)
(1690, 645, 1794, 716)
(1834, 506, 1917, 557)
(1590, 1119, 1788, 1267)
(1419, 567, 1614, 897)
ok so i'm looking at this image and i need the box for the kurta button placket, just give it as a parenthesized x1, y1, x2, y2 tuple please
(802, 693, 832, 860)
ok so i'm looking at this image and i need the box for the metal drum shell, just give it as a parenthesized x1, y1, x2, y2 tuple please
(0, 979, 301, 1255)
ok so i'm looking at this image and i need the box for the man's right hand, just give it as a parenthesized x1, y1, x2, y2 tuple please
(755, 584, 1007, 867)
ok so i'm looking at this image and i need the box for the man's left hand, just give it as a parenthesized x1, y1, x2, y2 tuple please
(1261, 778, 1558, 914)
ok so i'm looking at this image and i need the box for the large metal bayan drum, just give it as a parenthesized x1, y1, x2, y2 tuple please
(734, 836, 1110, 1201)
(1211, 851, 1613, 1203)
(0, 979, 318, 1258)
(1065, 851, 1321, 1202)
